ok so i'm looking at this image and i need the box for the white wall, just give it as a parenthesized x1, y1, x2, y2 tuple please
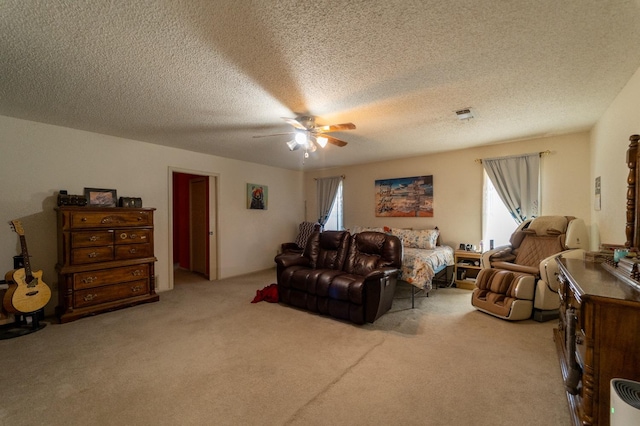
(305, 132, 591, 250)
(0, 116, 304, 314)
(591, 65, 640, 248)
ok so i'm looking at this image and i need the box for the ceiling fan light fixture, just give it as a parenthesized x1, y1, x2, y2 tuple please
(286, 140, 298, 151)
(295, 131, 307, 145)
(317, 136, 328, 148)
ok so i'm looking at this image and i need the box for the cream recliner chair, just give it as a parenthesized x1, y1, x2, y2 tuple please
(472, 216, 589, 321)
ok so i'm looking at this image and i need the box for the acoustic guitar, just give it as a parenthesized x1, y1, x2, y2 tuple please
(3, 220, 51, 314)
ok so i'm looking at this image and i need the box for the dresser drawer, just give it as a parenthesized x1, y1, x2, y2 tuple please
(71, 231, 114, 248)
(71, 246, 114, 264)
(69, 210, 153, 229)
(115, 229, 151, 244)
(115, 243, 152, 260)
(73, 264, 150, 290)
(74, 279, 150, 308)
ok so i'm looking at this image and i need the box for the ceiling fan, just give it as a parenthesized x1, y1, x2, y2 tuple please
(254, 116, 356, 157)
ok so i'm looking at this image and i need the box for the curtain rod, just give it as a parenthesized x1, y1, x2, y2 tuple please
(475, 150, 550, 164)
(314, 175, 346, 180)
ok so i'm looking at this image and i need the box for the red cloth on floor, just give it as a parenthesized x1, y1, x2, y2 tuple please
(251, 283, 279, 303)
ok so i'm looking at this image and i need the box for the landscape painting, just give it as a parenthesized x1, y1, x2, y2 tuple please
(375, 175, 433, 217)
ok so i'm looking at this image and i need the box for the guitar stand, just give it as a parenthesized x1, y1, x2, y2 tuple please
(0, 309, 47, 340)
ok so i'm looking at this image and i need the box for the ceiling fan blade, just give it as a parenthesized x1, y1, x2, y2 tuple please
(324, 135, 348, 147)
(317, 122, 356, 132)
(281, 117, 308, 130)
(252, 132, 295, 138)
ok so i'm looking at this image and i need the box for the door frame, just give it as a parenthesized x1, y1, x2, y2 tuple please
(168, 167, 220, 290)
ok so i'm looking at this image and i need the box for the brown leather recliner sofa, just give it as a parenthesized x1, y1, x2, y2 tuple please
(274, 230, 402, 324)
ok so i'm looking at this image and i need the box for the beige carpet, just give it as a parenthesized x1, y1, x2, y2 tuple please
(0, 269, 570, 425)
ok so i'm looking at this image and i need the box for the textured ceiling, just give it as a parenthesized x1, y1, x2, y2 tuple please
(2, 1, 640, 171)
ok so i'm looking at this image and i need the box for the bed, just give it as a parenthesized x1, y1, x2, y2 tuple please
(350, 226, 455, 307)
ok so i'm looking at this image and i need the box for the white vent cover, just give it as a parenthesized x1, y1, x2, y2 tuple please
(611, 378, 640, 426)
(455, 108, 474, 120)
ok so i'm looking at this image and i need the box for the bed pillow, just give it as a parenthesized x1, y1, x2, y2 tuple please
(392, 228, 439, 250)
(392, 228, 439, 249)
(411, 229, 439, 249)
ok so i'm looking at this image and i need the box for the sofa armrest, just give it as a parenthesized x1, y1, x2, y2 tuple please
(363, 267, 399, 323)
(274, 253, 310, 269)
(281, 242, 302, 253)
(363, 267, 399, 281)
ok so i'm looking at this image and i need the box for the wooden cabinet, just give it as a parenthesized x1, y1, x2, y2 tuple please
(454, 250, 482, 290)
(55, 207, 159, 323)
(554, 258, 640, 426)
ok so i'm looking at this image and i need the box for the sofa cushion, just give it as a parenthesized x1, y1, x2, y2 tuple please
(326, 274, 364, 304)
(306, 231, 350, 270)
(345, 231, 402, 275)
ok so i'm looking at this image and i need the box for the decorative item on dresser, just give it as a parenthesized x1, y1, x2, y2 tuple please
(55, 207, 159, 323)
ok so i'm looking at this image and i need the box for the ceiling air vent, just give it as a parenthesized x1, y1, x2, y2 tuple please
(455, 108, 474, 121)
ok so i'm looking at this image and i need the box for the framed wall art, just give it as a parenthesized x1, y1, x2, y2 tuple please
(375, 175, 433, 217)
(84, 187, 117, 207)
(247, 183, 268, 210)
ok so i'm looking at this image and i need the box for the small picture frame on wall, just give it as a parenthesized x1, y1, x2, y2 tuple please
(247, 183, 267, 210)
(84, 187, 117, 207)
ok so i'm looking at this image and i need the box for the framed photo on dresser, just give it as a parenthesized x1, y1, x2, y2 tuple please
(84, 187, 117, 207)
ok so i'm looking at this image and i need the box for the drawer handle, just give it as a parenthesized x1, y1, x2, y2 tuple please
(81, 217, 87, 222)
(132, 269, 143, 276)
(129, 248, 137, 254)
(89, 235, 98, 242)
(101, 215, 127, 224)
(120, 233, 127, 239)
(130, 233, 138, 239)
(131, 285, 142, 292)
(82, 276, 98, 284)
(83, 294, 98, 302)
(88, 252, 99, 258)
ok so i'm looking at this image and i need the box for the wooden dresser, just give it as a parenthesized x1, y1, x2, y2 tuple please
(554, 257, 640, 426)
(55, 207, 159, 323)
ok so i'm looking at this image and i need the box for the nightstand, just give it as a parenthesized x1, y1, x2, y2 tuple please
(454, 250, 482, 290)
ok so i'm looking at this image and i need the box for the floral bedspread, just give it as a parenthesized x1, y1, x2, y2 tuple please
(398, 245, 455, 291)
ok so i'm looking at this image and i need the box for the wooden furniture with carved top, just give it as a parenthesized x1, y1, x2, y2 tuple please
(55, 207, 159, 323)
(555, 258, 640, 426)
(553, 134, 640, 426)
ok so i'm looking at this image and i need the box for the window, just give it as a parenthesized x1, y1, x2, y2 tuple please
(323, 181, 343, 230)
(482, 171, 517, 249)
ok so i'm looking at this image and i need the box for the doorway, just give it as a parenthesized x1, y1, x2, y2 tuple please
(170, 169, 218, 287)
